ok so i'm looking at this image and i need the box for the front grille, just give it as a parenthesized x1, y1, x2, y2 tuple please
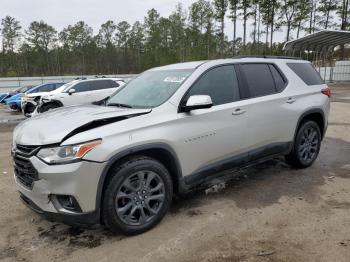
(13, 144, 40, 188)
(16, 144, 39, 155)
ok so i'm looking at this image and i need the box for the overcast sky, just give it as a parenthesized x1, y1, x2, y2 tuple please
(1, 0, 286, 42)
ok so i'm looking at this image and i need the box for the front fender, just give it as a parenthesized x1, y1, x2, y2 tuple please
(94, 142, 185, 212)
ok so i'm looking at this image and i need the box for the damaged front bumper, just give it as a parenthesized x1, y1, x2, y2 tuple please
(15, 155, 107, 226)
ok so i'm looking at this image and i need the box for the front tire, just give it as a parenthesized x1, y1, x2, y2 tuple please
(40, 103, 60, 113)
(286, 120, 321, 168)
(102, 156, 173, 235)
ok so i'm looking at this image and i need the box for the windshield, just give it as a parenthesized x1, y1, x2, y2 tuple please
(21, 86, 31, 92)
(62, 80, 80, 91)
(106, 69, 194, 108)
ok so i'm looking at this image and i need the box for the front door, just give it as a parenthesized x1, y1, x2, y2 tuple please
(175, 65, 249, 178)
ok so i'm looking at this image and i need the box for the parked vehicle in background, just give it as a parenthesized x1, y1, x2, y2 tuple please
(12, 57, 330, 235)
(36, 78, 125, 113)
(4, 83, 64, 111)
(0, 86, 32, 104)
(4, 94, 23, 111)
(0, 92, 9, 101)
(22, 82, 65, 116)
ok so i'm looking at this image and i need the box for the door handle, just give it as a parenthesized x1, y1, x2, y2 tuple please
(286, 97, 296, 104)
(232, 108, 246, 115)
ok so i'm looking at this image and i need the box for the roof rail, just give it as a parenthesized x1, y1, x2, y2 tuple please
(232, 55, 301, 60)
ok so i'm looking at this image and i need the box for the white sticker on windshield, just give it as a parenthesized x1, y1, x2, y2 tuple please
(164, 76, 186, 83)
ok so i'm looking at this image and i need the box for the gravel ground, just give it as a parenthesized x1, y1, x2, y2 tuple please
(0, 86, 350, 262)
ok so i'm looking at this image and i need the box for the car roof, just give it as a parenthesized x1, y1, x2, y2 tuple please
(81, 78, 124, 82)
(149, 61, 208, 71)
(149, 57, 309, 71)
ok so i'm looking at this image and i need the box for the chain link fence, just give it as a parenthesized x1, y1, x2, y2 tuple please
(315, 60, 350, 82)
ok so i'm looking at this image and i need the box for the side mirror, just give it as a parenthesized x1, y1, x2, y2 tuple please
(68, 89, 76, 95)
(182, 95, 213, 112)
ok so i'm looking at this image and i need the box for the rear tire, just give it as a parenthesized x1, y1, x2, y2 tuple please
(286, 120, 321, 168)
(102, 156, 173, 235)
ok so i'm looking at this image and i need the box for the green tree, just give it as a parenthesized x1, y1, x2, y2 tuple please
(115, 21, 131, 72)
(309, 0, 319, 33)
(59, 21, 93, 74)
(189, 0, 215, 59)
(339, 0, 349, 30)
(317, 0, 339, 29)
(228, 0, 240, 54)
(238, 0, 252, 47)
(59, 21, 93, 50)
(97, 20, 117, 47)
(294, 0, 310, 38)
(261, 0, 280, 53)
(129, 21, 144, 72)
(280, 0, 298, 41)
(213, 0, 228, 55)
(26, 21, 57, 74)
(144, 8, 161, 66)
(1, 16, 21, 53)
(169, 4, 187, 61)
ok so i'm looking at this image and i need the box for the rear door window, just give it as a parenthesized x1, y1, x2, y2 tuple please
(287, 63, 324, 85)
(89, 80, 115, 90)
(240, 64, 276, 97)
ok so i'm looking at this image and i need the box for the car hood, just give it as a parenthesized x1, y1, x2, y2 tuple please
(14, 105, 152, 145)
(5, 93, 21, 101)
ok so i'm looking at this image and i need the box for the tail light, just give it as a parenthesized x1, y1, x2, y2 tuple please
(321, 87, 331, 97)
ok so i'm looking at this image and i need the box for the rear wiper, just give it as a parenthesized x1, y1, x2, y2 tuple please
(107, 103, 133, 108)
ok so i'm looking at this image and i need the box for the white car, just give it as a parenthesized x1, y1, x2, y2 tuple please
(37, 78, 125, 113)
(22, 83, 66, 116)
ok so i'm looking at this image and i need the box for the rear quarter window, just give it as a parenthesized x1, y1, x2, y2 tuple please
(269, 65, 287, 92)
(287, 63, 324, 86)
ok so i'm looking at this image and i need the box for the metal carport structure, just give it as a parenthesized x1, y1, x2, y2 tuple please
(284, 30, 350, 82)
(284, 30, 350, 57)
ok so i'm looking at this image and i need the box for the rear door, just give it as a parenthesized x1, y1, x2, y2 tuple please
(237, 63, 296, 160)
(97, 80, 121, 99)
(85, 80, 119, 102)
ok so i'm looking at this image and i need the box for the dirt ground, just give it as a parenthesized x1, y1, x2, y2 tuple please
(1, 86, 350, 262)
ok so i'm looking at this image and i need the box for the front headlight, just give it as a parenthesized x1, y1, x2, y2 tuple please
(37, 139, 101, 164)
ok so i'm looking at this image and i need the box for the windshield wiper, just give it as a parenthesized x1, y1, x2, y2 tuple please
(107, 103, 133, 108)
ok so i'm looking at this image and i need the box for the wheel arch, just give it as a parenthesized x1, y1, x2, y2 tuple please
(95, 143, 185, 219)
(48, 99, 64, 107)
(294, 109, 326, 140)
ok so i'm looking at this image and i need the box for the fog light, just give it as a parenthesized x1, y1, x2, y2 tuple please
(55, 195, 82, 212)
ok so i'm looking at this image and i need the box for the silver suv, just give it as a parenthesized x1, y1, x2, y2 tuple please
(12, 57, 330, 235)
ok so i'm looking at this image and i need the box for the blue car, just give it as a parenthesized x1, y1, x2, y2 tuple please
(0, 86, 32, 103)
(5, 93, 23, 110)
(0, 93, 8, 101)
(4, 83, 65, 111)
